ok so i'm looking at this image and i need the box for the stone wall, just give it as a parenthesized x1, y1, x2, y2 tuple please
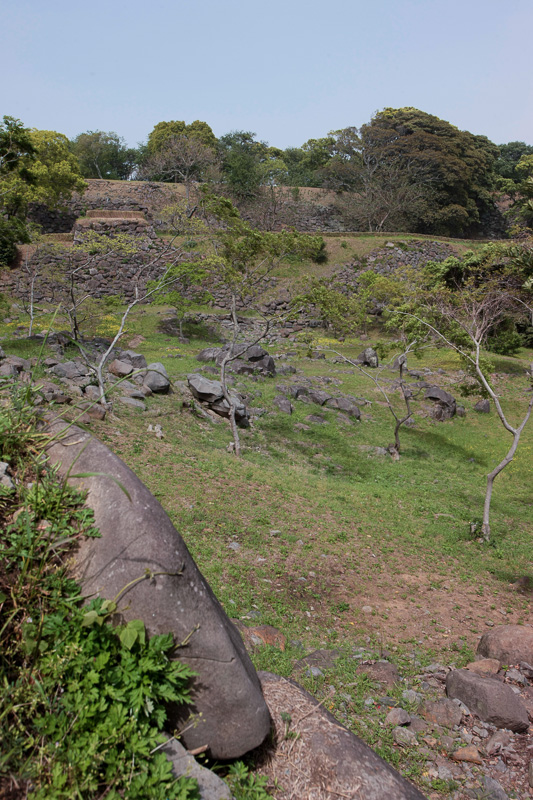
(0, 239, 182, 304)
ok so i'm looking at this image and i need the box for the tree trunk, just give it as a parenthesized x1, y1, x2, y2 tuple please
(482, 429, 522, 541)
(219, 293, 241, 457)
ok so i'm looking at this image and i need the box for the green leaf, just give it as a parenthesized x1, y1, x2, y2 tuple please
(81, 609, 100, 627)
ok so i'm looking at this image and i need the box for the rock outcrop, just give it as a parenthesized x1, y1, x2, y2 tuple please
(44, 418, 270, 759)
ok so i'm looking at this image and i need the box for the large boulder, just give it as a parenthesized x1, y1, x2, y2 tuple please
(357, 347, 379, 368)
(44, 418, 271, 759)
(477, 624, 533, 665)
(258, 672, 427, 799)
(187, 374, 249, 427)
(143, 362, 170, 393)
(196, 348, 223, 363)
(425, 386, 456, 420)
(119, 350, 148, 370)
(446, 669, 529, 732)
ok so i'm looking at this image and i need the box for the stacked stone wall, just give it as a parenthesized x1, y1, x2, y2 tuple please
(0, 240, 183, 304)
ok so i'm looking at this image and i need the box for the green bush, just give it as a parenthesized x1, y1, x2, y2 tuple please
(0, 216, 29, 266)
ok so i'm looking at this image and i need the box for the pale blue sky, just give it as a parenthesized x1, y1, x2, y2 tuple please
(2, 0, 532, 149)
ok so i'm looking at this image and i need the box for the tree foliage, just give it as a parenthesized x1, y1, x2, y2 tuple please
(0, 117, 86, 265)
(70, 130, 138, 180)
(147, 120, 217, 153)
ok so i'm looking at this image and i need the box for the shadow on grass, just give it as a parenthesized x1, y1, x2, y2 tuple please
(412, 427, 491, 467)
(489, 569, 533, 593)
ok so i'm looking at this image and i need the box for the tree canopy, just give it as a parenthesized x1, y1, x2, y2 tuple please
(70, 131, 138, 180)
(146, 120, 217, 153)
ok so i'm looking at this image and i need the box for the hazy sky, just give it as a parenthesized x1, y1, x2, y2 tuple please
(2, 0, 532, 149)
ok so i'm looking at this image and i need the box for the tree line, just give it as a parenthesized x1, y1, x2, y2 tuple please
(1, 109, 533, 261)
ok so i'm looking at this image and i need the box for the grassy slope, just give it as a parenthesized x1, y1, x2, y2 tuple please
(2, 232, 531, 796)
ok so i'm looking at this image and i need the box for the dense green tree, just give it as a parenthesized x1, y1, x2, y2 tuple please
(146, 120, 217, 153)
(283, 136, 336, 187)
(327, 109, 498, 235)
(0, 119, 85, 265)
(494, 141, 533, 182)
(360, 108, 499, 235)
(70, 130, 138, 180)
(218, 131, 266, 199)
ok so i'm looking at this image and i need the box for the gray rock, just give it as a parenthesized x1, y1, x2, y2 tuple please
(386, 707, 411, 726)
(44, 419, 271, 759)
(421, 698, 462, 729)
(163, 739, 231, 799)
(0, 362, 18, 377)
(478, 775, 509, 800)
(5, 355, 31, 372)
(357, 347, 379, 368)
(474, 399, 491, 413)
(273, 395, 292, 414)
(0, 346, 5, 359)
(84, 385, 104, 402)
(358, 661, 400, 688)
(477, 624, 533, 665)
(119, 350, 148, 369)
(305, 414, 327, 424)
(188, 373, 224, 403)
(484, 729, 513, 756)
(118, 396, 145, 410)
(259, 672, 428, 799)
(326, 397, 361, 419)
(196, 348, 222, 363)
(143, 362, 170, 393)
(308, 389, 332, 406)
(392, 726, 418, 747)
(446, 669, 529, 732)
(425, 386, 456, 419)
(108, 359, 133, 378)
(51, 360, 83, 380)
(402, 689, 423, 705)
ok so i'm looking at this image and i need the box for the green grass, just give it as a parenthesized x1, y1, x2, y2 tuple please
(2, 267, 532, 798)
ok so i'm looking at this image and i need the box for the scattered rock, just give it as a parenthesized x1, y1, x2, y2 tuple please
(421, 698, 463, 729)
(479, 775, 510, 800)
(273, 395, 292, 414)
(474, 399, 491, 413)
(118, 396, 145, 410)
(446, 669, 529, 732)
(143, 362, 170, 393)
(477, 624, 533, 665)
(392, 726, 418, 747)
(425, 386, 457, 420)
(163, 739, 232, 800)
(108, 359, 133, 378)
(452, 744, 482, 764)
(467, 658, 501, 676)
(233, 622, 286, 652)
(258, 672, 428, 799)
(357, 661, 400, 689)
(119, 350, 148, 369)
(305, 414, 327, 424)
(357, 347, 379, 368)
(385, 707, 411, 726)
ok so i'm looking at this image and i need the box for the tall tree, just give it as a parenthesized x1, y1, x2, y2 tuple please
(0, 119, 86, 264)
(146, 120, 217, 153)
(389, 244, 533, 540)
(70, 131, 138, 180)
(139, 135, 218, 210)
